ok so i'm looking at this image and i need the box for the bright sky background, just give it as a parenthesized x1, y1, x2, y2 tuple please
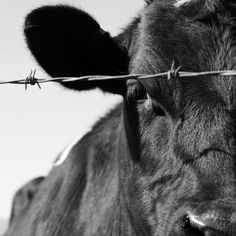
(0, 0, 143, 221)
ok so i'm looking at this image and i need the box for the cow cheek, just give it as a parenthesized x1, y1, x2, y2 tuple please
(124, 113, 173, 232)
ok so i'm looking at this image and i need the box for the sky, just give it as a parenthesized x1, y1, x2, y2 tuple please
(0, 0, 143, 220)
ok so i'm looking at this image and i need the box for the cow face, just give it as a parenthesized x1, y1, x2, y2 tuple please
(24, 0, 236, 235)
(124, 0, 236, 235)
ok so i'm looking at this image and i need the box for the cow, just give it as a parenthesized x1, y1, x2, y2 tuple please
(4, 0, 236, 235)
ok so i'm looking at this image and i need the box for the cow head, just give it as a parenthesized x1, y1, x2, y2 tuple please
(24, 1, 236, 235)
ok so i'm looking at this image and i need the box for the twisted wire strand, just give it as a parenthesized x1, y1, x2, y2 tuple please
(1, 69, 236, 89)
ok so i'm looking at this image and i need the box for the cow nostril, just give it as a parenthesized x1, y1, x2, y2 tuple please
(188, 213, 206, 230)
(183, 214, 205, 236)
(187, 212, 225, 236)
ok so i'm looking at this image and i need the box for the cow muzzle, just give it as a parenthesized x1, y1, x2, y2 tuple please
(185, 202, 236, 236)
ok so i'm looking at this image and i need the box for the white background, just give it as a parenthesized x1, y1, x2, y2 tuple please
(0, 0, 143, 223)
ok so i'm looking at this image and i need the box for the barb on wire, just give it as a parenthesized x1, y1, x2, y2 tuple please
(2, 65, 236, 90)
(167, 61, 181, 80)
(25, 69, 41, 90)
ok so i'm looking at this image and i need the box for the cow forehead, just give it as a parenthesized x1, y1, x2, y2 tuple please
(131, 0, 236, 109)
(139, 76, 236, 115)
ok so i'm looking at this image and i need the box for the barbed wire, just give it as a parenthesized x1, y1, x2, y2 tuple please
(2, 67, 236, 90)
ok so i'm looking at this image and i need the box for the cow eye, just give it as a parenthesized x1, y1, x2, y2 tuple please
(127, 82, 166, 116)
(147, 95, 166, 116)
(135, 88, 148, 102)
(127, 81, 148, 102)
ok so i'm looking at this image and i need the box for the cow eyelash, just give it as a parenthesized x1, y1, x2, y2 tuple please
(127, 82, 148, 102)
(136, 91, 148, 102)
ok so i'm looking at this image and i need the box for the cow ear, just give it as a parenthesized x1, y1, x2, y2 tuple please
(24, 5, 129, 95)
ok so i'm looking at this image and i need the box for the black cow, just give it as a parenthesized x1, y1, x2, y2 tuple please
(4, 0, 236, 235)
